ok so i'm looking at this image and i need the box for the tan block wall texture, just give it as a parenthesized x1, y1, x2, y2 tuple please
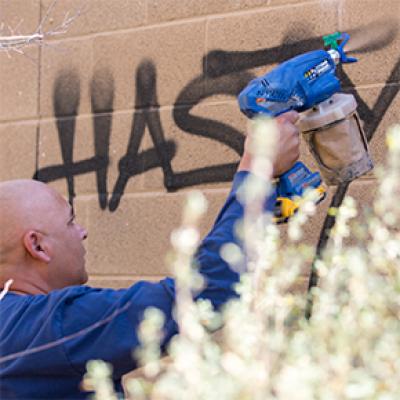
(1, 0, 399, 290)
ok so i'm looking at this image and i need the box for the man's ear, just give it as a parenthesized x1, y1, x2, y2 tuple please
(23, 231, 51, 263)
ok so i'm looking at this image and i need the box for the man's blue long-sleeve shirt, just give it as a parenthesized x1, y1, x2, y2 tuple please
(0, 172, 275, 399)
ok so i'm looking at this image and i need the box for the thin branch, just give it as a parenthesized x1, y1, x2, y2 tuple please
(0, 0, 82, 55)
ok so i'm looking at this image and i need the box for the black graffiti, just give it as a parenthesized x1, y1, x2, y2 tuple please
(90, 68, 114, 209)
(35, 63, 177, 210)
(109, 60, 176, 211)
(35, 59, 244, 210)
(34, 70, 110, 207)
(34, 31, 399, 219)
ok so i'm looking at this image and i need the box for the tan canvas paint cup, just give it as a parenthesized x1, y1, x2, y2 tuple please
(298, 93, 373, 185)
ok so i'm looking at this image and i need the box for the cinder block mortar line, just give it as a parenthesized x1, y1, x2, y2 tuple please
(205, 0, 333, 22)
(144, 0, 149, 26)
(338, 0, 345, 31)
(0, 119, 45, 127)
(204, 15, 209, 86)
(354, 83, 400, 90)
(356, 175, 378, 182)
(41, 0, 323, 44)
(0, 98, 241, 125)
(2, 77, 399, 125)
(343, 178, 377, 188)
(74, 176, 378, 202)
(88, 274, 167, 280)
(35, 1, 43, 175)
(342, 83, 400, 92)
(75, 187, 231, 202)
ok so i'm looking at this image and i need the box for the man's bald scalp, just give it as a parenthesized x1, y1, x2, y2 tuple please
(0, 180, 62, 261)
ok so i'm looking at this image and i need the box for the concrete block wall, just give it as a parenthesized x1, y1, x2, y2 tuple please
(1, 0, 399, 290)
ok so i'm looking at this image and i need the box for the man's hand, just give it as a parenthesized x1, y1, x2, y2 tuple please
(238, 111, 300, 178)
(272, 111, 300, 177)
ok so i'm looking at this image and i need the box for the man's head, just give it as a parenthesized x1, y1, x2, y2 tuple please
(0, 180, 88, 294)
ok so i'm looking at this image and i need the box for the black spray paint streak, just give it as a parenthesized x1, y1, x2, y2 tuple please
(34, 70, 109, 206)
(35, 63, 177, 210)
(90, 68, 114, 209)
(109, 60, 176, 211)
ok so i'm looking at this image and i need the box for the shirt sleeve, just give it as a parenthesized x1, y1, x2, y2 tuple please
(59, 282, 176, 378)
(161, 171, 277, 308)
(195, 171, 276, 307)
(60, 171, 276, 378)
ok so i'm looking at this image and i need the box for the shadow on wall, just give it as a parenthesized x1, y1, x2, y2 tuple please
(34, 29, 400, 219)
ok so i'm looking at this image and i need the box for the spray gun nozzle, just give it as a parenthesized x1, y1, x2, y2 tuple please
(324, 32, 358, 64)
(323, 32, 342, 50)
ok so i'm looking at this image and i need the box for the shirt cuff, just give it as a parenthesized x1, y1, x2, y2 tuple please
(230, 171, 277, 213)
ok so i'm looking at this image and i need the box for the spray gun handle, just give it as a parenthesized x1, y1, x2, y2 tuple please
(274, 161, 326, 224)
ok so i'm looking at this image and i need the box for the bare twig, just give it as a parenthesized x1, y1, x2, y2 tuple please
(0, 0, 82, 55)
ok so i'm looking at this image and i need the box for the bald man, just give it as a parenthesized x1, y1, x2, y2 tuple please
(0, 112, 300, 399)
(0, 180, 88, 295)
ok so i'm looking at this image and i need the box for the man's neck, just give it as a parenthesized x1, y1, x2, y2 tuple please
(0, 278, 51, 296)
(0, 261, 53, 295)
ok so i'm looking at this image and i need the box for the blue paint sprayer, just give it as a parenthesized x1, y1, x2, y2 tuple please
(238, 32, 373, 223)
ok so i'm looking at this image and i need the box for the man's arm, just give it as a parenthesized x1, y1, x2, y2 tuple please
(188, 111, 301, 308)
(194, 170, 276, 307)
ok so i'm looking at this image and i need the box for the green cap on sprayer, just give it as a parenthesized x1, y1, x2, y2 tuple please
(323, 32, 342, 50)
